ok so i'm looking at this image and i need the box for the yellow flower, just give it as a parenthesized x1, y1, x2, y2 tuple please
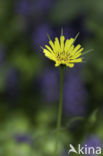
(42, 33, 84, 68)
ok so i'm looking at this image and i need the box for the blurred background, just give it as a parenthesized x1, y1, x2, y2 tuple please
(0, 0, 103, 155)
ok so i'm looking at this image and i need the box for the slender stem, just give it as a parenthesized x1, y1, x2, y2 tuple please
(54, 67, 64, 156)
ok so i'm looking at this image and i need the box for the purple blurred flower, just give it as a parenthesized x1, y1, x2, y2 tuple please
(14, 134, 32, 144)
(34, 0, 54, 14)
(71, 15, 92, 40)
(64, 69, 88, 116)
(63, 27, 76, 39)
(15, 0, 54, 17)
(54, 26, 76, 40)
(15, 0, 35, 17)
(6, 68, 20, 98)
(83, 135, 102, 156)
(40, 69, 59, 103)
(32, 24, 53, 51)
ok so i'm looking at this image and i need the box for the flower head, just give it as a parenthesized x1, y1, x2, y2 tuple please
(42, 32, 84, 68)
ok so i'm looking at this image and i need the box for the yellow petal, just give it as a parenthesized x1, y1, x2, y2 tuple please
(69, 45, 74, 55)
(72, 44, 81, 54)
(71, 53, 82, 59)
(54, 37, 60, 52)
(70, 47, 84, 58)
(43, 49, 55, 61)
(64, 38, 74, 53)
(60, 36, 65, 52)
(49, 40, 56, 52)
(45, 45, 53, 53)
(55, 62, 60, 67)
(75, 48, 84, 55)
(70, 58, 82, 63)
(66, 63, 74, 68)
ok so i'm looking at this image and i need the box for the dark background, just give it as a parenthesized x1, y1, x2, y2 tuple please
(0, 0, 103, 155)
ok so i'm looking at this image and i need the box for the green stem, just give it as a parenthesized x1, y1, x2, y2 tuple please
(54, 67, 64, 156)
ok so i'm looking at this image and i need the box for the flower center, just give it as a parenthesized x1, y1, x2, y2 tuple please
(56, 52, 69, 62)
